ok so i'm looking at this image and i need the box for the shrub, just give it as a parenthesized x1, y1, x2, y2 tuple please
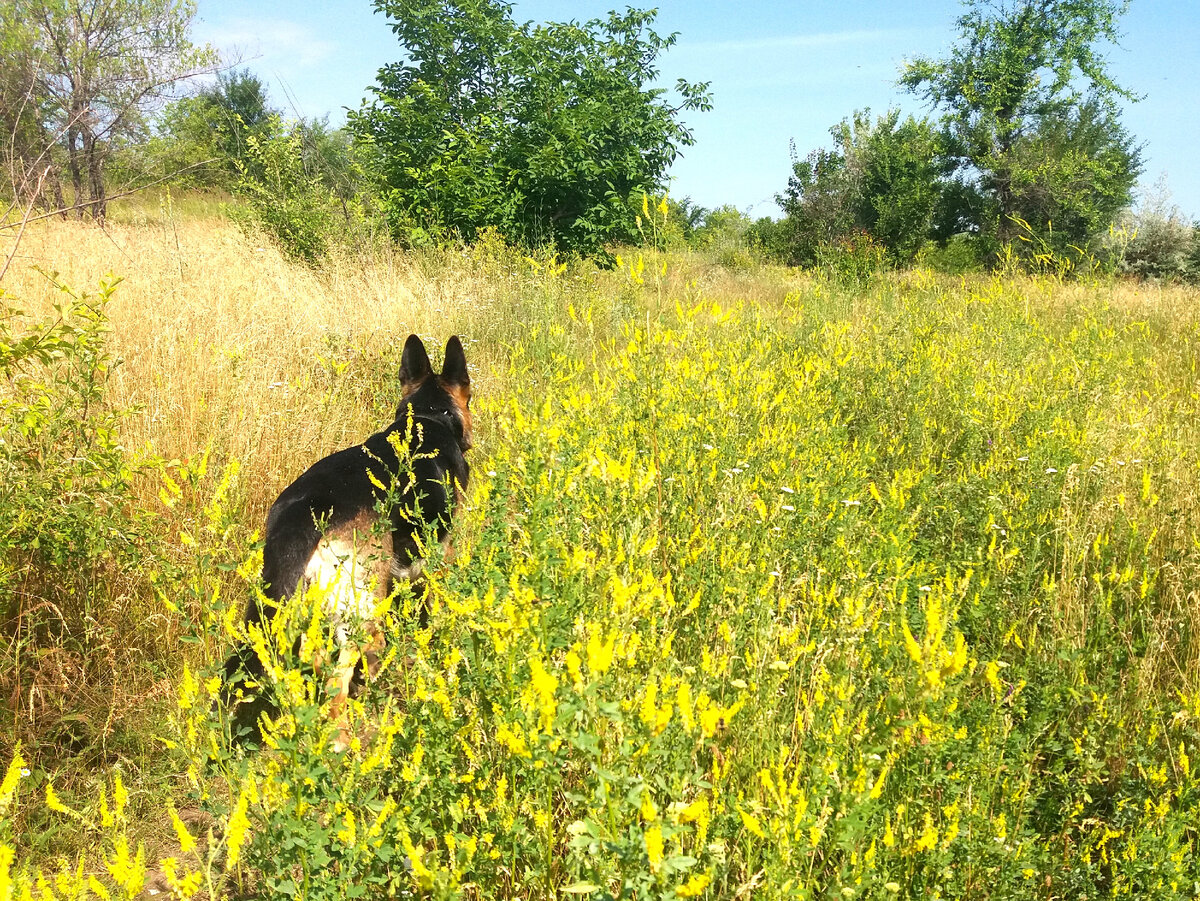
(693, 205, 758, 270)
(231, 117, 382, 264)
(0, 276, 143, 744)
(1106, 192, 1196, 281)
(916, 233, 985, 274)
(815, 228, 887, 285)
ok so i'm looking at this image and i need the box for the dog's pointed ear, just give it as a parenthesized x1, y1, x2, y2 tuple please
(399, 334, 432, 392)
(441, 336, 469, 387)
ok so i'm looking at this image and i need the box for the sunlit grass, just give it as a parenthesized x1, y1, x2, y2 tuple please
(2, 207, 1199, 898)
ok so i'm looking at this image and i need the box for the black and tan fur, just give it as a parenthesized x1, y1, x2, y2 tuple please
(222, 334, 472, 747)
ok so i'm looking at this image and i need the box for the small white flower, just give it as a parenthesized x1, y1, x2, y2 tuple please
(781, 504, 795, 511)
(1045, 467, 1058, 474)
(702, 443, 714, 450)
(487, 470, 497, 477)
(20, 768, 30, 777)
(842, 499, 861, 507)
(780, 485, 795, 494)
(769, 570, 782, 577)
(919, 585, 932, 592)
(1017, 456, 1029, 462)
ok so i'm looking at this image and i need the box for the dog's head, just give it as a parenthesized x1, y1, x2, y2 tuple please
(398, 334, 473, 451)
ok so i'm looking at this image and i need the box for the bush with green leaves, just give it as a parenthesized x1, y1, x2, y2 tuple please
(776, 110, 943, 267)
(349, 0, 710, 257)
(1105, 184, 1197, 281)
(0, 276, 144, 745)
(231, 116, 381, 264)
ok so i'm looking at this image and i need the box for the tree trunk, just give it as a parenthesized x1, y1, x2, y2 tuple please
(84, 129, 106, 220)
(65, 123, 84, 219)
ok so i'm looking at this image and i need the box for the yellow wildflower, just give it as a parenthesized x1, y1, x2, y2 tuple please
(914, 813, 938, 852)
(675, 871, 712, 897)
(739, 809, 766, 838)
(170, 807, 197, 854)
(226, 785, 252, 867)
(644, 824, 664, 872)
(587, 630, 615, 675)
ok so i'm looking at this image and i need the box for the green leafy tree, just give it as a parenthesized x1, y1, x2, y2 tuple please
(149, 69, 275, 187)
(776, 110, 943, 266)
(349, 0, 711, 256)
(901, 0, 1143, 254)
(0, 0, 216, 219)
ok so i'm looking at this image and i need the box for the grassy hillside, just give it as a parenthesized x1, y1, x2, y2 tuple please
(1, 204, 1199, 899)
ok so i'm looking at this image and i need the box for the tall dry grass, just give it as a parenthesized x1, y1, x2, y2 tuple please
(4, 212, 515, 525)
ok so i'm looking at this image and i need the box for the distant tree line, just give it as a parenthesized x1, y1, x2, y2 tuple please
(3, 0, 1196, 279)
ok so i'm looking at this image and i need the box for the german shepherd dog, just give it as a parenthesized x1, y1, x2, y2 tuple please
(222, 335, 472, 747)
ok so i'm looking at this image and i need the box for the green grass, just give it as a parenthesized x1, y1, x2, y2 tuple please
(2, 213, 1199, 899)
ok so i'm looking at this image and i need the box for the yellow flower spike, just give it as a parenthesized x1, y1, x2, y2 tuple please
(226, 785, 252, 867)
(112, 774, 128, 822)
(178, 663, 198, 712)
(643, 787, 662, 825)
(105, 835, 145, 898)
(678, 796, 709, 825)
(675, 871, 712, 897)
(169, 807, 197, 855)
(642, 192, 650, 218)
(565, 648, 583, 691)
(528, 655, 559, 730)
(740, 808, 766, 838)
(0, 756, 24, 822)
(45, 784, 79, 819)
(644, 823, 664, 872)
(586, 631, 615, 675)
(0, 846, 12, 901)
(901, 621, 922, 665)
(337, 810, 357, 846)
(914, 812, 939, 852)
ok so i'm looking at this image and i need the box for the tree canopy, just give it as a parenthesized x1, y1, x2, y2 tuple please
(901, 0, 1142, 254)
(776, 110, 944, 266)
(349, 0, 710, 256)
(0, 0, 216, 219)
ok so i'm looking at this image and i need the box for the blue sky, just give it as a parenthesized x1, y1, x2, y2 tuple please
(193, 0, 1200, 219)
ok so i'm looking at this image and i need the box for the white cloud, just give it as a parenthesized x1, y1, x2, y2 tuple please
(195, 16, 338, 70)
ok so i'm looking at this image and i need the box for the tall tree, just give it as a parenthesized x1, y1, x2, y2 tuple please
(901, 0, 1142, 253)
(349, 0, 710, 256)
(0, 0, 216, 219)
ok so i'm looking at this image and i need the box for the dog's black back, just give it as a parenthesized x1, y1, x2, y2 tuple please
(223, 334, 472, 742)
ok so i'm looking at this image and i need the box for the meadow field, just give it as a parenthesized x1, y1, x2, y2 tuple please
(2, 199, 1200, 899)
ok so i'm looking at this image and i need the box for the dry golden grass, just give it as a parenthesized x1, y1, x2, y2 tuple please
(2, 213, 520, 528)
